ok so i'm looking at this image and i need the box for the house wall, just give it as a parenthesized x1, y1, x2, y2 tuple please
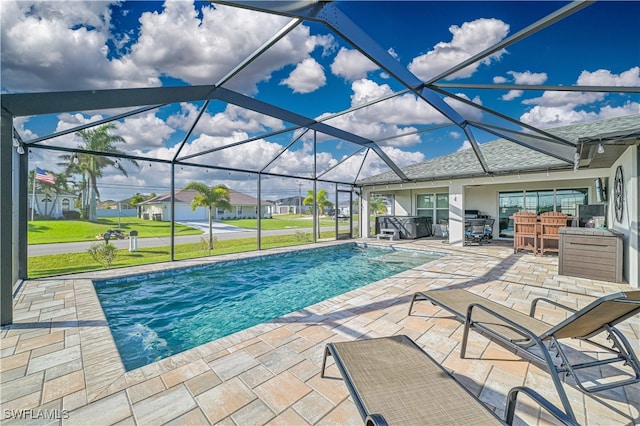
(608, 145, 638, 288)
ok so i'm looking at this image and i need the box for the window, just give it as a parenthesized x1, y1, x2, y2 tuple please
(62, 199, 70, 211)
(417, 193, 448, 235)
(498, 189, 588, 238)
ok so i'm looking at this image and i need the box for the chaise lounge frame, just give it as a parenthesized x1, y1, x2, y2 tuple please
(321, 335, 577, 425)
(408, 289, 640, 420)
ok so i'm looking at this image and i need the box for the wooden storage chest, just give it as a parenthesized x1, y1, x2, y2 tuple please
(559, 227, 624, 283)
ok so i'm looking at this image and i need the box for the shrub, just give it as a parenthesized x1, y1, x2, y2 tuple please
(62, 211, 81, 220)
(88, 242, 118, 268)
(295, 230, 312, 243)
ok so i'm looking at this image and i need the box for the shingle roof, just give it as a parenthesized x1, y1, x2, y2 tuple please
(359, 114, 640, 185)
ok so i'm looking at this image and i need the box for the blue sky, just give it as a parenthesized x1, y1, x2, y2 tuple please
(2, 1, 639, 200)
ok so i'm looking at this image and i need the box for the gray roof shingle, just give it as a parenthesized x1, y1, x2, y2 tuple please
(359, 114, 639, 184)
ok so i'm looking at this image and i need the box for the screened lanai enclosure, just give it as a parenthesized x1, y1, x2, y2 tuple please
(2, 0, 639, 324)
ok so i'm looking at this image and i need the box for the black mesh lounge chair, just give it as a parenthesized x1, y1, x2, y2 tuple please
(321, 335, 578, 425)
(408, 289, 640, 420)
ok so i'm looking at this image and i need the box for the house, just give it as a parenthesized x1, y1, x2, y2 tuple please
(271, 196, 312, 215)
(28, 189, 79, 219)
(138, 188, 272, 221)
(358, 115, 639, 288)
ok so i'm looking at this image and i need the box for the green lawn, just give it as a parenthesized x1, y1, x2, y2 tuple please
(28, 231, 331, 278)
(28, 215, 344, 244)
(28, 217, 202, 244)
(222, 215, 338, 230)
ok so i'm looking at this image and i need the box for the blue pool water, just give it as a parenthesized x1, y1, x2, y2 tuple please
(94, 244, 441, 370)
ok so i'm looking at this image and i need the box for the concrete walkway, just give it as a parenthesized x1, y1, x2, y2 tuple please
(2, 239, 638, 425)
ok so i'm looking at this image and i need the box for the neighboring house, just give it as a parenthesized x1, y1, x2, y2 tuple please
(359, 114, 639, 288)
(138, 188, 272, 221)
(29, 189, 79, 219)
(272, 196, 312, 215)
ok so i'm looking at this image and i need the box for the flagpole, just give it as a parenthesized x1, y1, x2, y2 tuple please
(31, 170, 36, 221)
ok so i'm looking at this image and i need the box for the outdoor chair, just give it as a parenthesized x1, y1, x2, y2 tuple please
(465, 218, 488, 245)
(539, 211, 568, 255)
(438, 219, 449, 243)
(513, 211, 539, 254)
(408, 289, 640, 420)
(321, 335, 577, 425)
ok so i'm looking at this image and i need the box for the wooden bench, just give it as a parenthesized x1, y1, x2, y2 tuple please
(376, 228, 399, 240)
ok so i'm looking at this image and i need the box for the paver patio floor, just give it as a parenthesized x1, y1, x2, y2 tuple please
(1, 239, 638, 425)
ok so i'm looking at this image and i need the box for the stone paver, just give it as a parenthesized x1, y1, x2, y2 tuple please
(1, 239, 638, 425)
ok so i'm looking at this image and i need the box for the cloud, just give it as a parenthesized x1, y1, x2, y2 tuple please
(577, 67, 640, 86)
(508, 70, 547, 85)
(280, 58, 326, 93)
(0, 1, 328, 94)
(408, 18, 509, 81)
(330, 47, 379, 81)
(308, 79, 483, 147)
(521, 101, 640, 129)
(495, 70, 547, 101)
(167, 103, 285, 137)
(457, 140, 472, 151)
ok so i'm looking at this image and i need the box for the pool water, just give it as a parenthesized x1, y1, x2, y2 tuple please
(94, 244, 441, 370)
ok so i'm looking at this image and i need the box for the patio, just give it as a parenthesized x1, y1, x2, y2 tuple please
(1, 239, 638, 425)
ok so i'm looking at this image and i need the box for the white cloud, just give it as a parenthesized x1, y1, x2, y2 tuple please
(508, 70, 547, 85)
(577, 67, 640, 86)
(501, 90, 523, 101)
(519, 67, 640, 127)
(520, 101, 640, 129)
(310, 79, 483, 147)
(457, 140, 472, 151)
(330, 47, 379, 81)
(495, 71, 547, 100)
(116, 113, 175, 151)
(167, 103, 285, 137)
(0, 1, 327, 94)
(408, 18, 509, 81)
(280, 58, 326, 93)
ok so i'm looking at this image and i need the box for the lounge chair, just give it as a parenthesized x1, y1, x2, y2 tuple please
(408, 289, 640, 419)
(321, 335, 577, 425)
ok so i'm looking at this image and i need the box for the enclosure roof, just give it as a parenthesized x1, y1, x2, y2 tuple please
(3, 1, 639, 192)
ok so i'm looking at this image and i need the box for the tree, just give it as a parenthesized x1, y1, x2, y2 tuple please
(59, 124, 138, 222)
(28, 169, 72, 219)
(369, 196, 388, 217)
(184, 182, 232, 251)
(302, 189, 334, 238)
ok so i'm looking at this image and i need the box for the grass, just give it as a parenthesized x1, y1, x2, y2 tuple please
(28, 231, 330, 278)
(28, 215, 347, 244)
(222, 215, 339, 230)
(28, 217, 201, 244)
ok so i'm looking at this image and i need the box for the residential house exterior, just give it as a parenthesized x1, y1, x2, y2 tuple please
(271, 196, 312, 215)
(138, 188, 272, 221)
(358, 115, 639, 288)
(29, 189, 79, 219)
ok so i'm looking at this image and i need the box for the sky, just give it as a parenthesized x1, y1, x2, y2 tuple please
(2, 0, 639, 201)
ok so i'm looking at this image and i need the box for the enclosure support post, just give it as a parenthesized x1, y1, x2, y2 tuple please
(257, 173, 262, 250)
(170, 162, 175, 261)
(1, 110, 15, 325)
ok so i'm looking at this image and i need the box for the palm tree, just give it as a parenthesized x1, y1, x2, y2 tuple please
(302, 189, 334, 238)
(369, 196, 388, 217)
(59, 124, 138, 222)
(184, 182, 232, 250)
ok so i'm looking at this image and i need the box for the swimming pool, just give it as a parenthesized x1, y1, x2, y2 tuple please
(94, 244, 442, 370)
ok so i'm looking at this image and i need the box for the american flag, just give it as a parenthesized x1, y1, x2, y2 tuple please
(35, 167, 56, 185)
